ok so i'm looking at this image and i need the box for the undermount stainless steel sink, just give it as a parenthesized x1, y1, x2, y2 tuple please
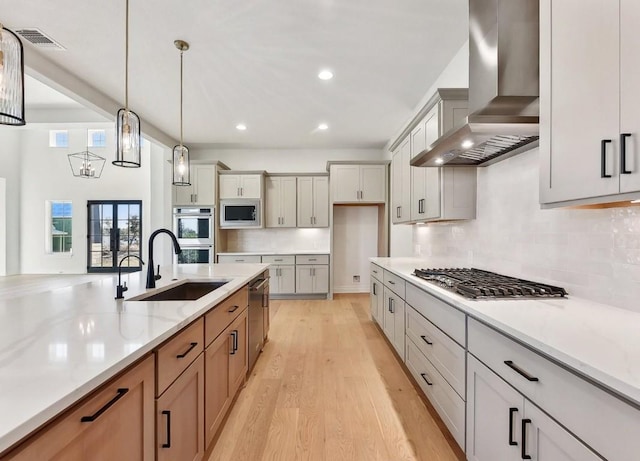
(133, 281, 228, 301)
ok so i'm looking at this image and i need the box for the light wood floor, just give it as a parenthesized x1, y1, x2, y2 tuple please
(207, 293, 463, 461)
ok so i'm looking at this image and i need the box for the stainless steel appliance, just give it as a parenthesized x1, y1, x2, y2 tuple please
(173, 207, 214, 264)
(248, 272, 269, 371)
(219, 199, 261, 228)
(413, 268, 567, 299)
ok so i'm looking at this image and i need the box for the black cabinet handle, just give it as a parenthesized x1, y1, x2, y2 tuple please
(228, 305, 240, 313)
(230, 331, 238, 355)
(80, 388, 129, 422)
(504, 360, 539, 382)
(373, 282, 377, 296)
(420, 335, 433, 346)
(601, 139, 612, 178)
(420, 373, 433, 386)
(397, 206, 401, 219)
(162, 410, 171, 448)
(621, 133, 632, 174)
(521, 418, 532, 460)
(509, 407, 518, 446)
(389, 298, 395, 313)
(176, 342, 198, 359)
(388, 280, 395, 285)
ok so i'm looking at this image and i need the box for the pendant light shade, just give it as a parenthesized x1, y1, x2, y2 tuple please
(68, 149, 106, 179)
(113, 0, 141, 168)
(172, 39, 190, 186)
(0, 24, 26, 126)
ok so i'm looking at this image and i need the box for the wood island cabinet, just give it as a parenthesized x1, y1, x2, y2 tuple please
(2, 355, 155, 461)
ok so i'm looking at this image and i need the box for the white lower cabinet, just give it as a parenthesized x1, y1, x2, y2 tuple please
(270, 265, 295, 294)
(370, 274, 383, 325)
(382, 286, 405, 360)
(467, 354, 600, 461)
(295, 265, 329, 294)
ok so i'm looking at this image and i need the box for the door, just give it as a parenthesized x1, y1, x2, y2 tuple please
(173, 182, 194, 206)
(370, 278, 383, 324)
(311, 265, 329, 293)
(360, 164, 386, 202)
(392, 148, 403, 223)
(87, 201, 142, 273)
(272, 265, 295, 294)
(382, 287, 395, 344)
(467, 354, 522, 461)
(204, 329, 231, 447)
(295, 266, 314, 293)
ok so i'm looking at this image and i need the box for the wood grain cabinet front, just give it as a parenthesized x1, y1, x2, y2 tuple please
(2, 355, 155, 461)
(205, 287, 248, 346)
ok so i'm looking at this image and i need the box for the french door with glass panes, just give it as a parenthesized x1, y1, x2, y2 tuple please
(87, 200, 142, 273)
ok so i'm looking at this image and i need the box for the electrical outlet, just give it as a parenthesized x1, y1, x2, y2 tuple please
(353, 275, 360, 282)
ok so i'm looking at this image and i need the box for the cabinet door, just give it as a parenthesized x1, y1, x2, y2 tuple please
(4, 356, 155, 461)
(312, 177, 329, 227)
(239, 175, 262, 199)
(228, 309, 248, 397)
(360, 164, 387, 203)
(157, 354, 205, 461)
(295, 265, 314, 293)
(541, 0, 620, 203)
(424, 103, 441, 148)
(174, 183, 194, 206)
(382, 287, 395, 344)
(296, 177, 314, 227)
(204, 329, 231, 448)
(280, 177, 297, 227)
(193, 165, 216, 205)
(279, 265, 296, 294)
(370, 278, 383, 324)
(424, 168, 441, 219)
(392, 297, 405, 359)
(620, 0, 640, 193)
(410, 121, 426, 159)
(411, 167, 427, 221)
(392, 148, 403, 224)
(467, 354, 521, 461)
(523, 402, 601, 461)
(331, 164, 360, 202)
(219, 175, 241, 199)
(312, 265, 329, 293)
(265, 177, 281, 228)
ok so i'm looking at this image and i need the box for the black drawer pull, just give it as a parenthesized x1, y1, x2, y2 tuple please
(308, 258, 317, 261)
(274, 259, 283, 262)
(621, 133, 632, 174)
(162, 410, 171, 448)
(80, 388, 129, 422)
(509, 407, 518, 446)
(230, 331, 238, 354)
(601, 139, 612, 178)
(372, 283, 377, 296)
(176, 342, 198, 359)
(420, 373, 433, 386)
(388, 280, 395, 285)
(420, 335, 433, 346)
(228, 305, 240, 313)
(504, 360, 539, 382)
(521, 418, 532, 459)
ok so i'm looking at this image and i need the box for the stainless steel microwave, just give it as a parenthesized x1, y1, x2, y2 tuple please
(219, 200, 261, 228)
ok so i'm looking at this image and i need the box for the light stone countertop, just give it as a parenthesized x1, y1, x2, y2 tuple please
(370, 257, 640, 407)
(0, 263, 268, 454)
(217, 251, 329, 256)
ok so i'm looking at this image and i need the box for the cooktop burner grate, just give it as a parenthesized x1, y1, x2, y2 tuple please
(412, 268, 568, 299)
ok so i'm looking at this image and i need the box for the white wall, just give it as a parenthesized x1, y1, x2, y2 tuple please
(224, 228, 330, 253)
(333, 205, 379, 293)
(192, 147, 385, 173)
(0, 178, 6, 276)
(0, 130, 23, 275)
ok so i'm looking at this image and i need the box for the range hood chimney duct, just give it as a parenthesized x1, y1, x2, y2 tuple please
(411, 0, 540, 167)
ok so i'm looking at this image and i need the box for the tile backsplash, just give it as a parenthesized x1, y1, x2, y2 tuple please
(224, 228, 330, 253)
(413, 148, 640, 312)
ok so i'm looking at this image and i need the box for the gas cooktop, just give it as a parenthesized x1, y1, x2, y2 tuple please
(412, 268, 568, 300)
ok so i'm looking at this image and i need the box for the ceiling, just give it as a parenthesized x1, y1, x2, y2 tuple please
(2, 0, 468, 149)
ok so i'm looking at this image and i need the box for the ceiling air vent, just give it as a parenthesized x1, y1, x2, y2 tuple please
(15, 28, 65, 50)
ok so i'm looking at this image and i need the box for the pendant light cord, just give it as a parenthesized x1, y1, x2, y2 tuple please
(124, 0, 129, 111)
(180, 49, 184, 148)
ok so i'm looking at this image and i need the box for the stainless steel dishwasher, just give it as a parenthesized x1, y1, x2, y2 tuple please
(248, 271, 269, 372)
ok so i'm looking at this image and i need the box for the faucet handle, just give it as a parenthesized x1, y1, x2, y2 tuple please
(122, 281, 128, 292)
(155, 264, 161, 281)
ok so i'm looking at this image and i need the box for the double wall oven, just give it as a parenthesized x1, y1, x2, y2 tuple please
(173, 207, 214, 264)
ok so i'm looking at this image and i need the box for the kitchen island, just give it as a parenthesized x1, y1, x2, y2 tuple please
(0, 262, 268, 457)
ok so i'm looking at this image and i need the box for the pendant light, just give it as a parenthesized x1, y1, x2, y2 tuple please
(68, 149, 106, 179)
(0, 24, 26, 126)
(113, 0, 141, 167)
(172, 40, 190, 186)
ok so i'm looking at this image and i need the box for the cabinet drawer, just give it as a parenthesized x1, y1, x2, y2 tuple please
(205, 287, 248, 346)
(405, 283, 465, 346)
(405, 305, 465, 398)
(156, 318, 204, 397)
(295, 254, 329, 265)
(383, 270, 405, 298)
(217, 255, 261, 264)
(406, 339, 465, 450)
(468, 318, 640, 461)
(370, 263, 382, 280)
(261, 255, 295, 264)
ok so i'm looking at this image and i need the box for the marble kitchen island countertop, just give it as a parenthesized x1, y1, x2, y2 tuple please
(370, 257, 640, 407)
(0, 262, 268, 455)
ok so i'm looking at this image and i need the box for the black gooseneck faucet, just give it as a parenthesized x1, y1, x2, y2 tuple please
(115, 254, 145, 299)
(146, 229, 182, 289)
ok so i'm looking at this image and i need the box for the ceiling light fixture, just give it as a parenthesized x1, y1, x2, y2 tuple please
(236, 123, 247, 131)
(318, 70, 333, 80)
(68, 149, 106, 179)
(113, 0, 141, 168)
(318, 123, 328, 130)
(0, 24, 26, 126)
(172, 40, 190, 186)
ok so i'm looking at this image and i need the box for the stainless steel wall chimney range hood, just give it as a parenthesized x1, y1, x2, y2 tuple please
(411, 0, 539, 167)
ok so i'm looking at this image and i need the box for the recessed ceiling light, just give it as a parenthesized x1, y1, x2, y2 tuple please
(236, 124, 247, 131)
(318, 70, 334, 80)
(461, 139, 474, 149)
(435, 158, 444, 165)
(318, 123, 329, 130)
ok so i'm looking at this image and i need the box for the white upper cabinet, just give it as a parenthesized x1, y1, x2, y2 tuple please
(265, 176, 297, 228)
(330, 163, 387, 204)
(392, 139, 411, 224)
(297, 176, 329, 228)
(541, 0, 640, 206)
(219, 174, 263, 199)
(173, 164, 217, 206)
(410, 167, 476, 222)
